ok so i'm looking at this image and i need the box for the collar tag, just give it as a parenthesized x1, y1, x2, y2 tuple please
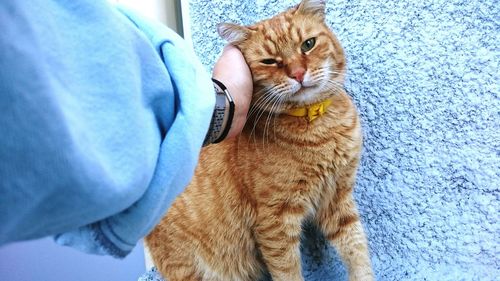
(287, 99, 332, 122)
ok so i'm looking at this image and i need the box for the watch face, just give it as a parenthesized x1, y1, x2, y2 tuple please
(215, 91, 227, 108)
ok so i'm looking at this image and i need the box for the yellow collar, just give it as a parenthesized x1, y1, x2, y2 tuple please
(286, 99, 332, 122)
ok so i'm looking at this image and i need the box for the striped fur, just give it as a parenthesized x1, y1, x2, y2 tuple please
(146, 1, 374, 280)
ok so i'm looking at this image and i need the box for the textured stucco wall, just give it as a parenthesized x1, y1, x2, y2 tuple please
(140, 1, 499, 280)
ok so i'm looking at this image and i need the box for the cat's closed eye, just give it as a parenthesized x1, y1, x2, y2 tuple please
(261, 58, 278, 65)
(260, 58, 284, 68)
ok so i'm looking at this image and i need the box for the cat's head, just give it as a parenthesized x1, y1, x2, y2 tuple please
(218, 0, 345, 113)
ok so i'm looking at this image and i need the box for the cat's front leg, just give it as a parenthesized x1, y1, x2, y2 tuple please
(254, 204, 305, 281)
(316, 163, 374, 280)
(317, 194, 374, 281)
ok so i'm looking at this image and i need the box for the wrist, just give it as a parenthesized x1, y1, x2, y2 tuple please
(203, 78, 234, 146)
(214, 78, 251, 140)
(211, 45, 253, 140)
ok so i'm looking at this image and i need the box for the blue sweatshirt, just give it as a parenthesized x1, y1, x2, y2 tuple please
(0, 0, 214, 257)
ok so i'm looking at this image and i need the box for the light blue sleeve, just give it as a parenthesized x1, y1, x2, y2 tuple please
(0, 0, 214, 257)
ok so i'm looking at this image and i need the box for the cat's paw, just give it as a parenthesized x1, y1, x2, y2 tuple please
(349, 271, 375, 281)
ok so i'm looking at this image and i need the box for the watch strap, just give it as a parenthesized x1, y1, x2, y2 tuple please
(203, 78, 234, 146)
(212, 78, 234, 143)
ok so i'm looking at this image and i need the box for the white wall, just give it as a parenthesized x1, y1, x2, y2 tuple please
(114, 0, 192, 47)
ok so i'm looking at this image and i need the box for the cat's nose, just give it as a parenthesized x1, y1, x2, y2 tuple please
(290, 67, 305, 83)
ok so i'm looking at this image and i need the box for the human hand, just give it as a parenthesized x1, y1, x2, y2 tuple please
(212, 45, 253, 139)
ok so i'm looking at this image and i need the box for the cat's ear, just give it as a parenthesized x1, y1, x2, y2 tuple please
(217, 23, 251, 44)
(296, 0, 326, 19)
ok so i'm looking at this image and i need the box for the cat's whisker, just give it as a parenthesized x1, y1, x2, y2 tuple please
(263, 92, 285, 146)
(263, 90, 287, 145)
(325, 78, 344, 88)
(273, 93, 288, 140)
(236, 86, 277, 149)
(307, 68, 345, 90)
(247, 87, 277, 119)
(323, 85, 344, 96)
(263, 101, 275, 146)
(250, 89, 282, 143)
(250, 107, 270, 143)
(248, 84, 290, 146)
(318, 65, 344, 75)
(247, 84, 287, 118)
(324, 79, 344, 88)
(263, 100, 275, 146)
(247, 89, 278, 126)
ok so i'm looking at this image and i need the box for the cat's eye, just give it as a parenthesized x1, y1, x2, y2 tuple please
(261, 58, 278, 65)
(301, 37, 316, 53)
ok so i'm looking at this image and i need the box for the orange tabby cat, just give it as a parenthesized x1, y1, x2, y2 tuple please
(146, 0, 374, 280)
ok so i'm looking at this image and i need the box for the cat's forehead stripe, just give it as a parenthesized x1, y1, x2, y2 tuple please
(253, 48, 264, 56)
(262, 41, 275, 55)
(292, 26, 302, 43)
(256, 23, 305, 56)
(268, 16, 302, 41)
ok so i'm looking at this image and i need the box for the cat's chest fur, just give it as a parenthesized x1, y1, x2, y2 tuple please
(206, 91, 361, 217)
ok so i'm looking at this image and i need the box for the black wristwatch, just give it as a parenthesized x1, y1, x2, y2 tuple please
(203, 78, 235, 146)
